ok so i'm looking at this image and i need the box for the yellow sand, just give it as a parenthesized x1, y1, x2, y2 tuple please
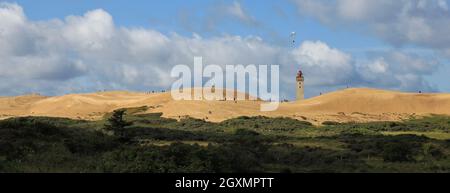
(1, 88, 449, 124)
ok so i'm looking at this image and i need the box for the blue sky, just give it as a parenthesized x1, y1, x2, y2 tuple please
(1, 0, 450, 99)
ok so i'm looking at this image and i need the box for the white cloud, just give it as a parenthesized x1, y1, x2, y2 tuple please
(356, 51, 439, 91)
(367, 58, 389, 74)
(0, 2, 25, 28)
(226, 1, 257, 24)
(293, 0, 450, 52)
(291, 41, 355, 86)
(0, 2, 440, 98)
(63, 9, 115, 51)
(200, 1, 260, 32)
(290, 41, 439, 92)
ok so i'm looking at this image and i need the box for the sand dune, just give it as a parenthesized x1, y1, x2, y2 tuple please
(273, 88, 450, 124)
(288, 88, 450, 113)
(1, 88, 450, 124)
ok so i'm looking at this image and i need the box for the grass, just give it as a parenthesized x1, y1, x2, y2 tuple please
(382, 131, 450, 140)
(139, 140, 212, 147)
(280, 138, 346, 151)
(2, 109, 450, 173)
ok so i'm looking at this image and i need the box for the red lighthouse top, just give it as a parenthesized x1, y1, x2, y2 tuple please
(297, 70, 303, 78)
(296, 70, 304, 81)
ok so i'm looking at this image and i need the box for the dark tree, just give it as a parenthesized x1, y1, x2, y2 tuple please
(104, 109, 133, 141)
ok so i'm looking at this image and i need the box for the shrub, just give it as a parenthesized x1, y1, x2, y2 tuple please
(382, 142, 415, 162)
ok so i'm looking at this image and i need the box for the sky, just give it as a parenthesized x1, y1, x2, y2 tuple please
(1, 0, 450, 100)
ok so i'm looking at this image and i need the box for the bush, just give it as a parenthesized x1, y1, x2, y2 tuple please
(423, 144, 445, 160)
(322, 121, 340, 126)
(221, 116, 312, 132)
(382, 142, 415, 162)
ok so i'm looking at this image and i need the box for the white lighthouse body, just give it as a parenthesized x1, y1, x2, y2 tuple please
(296, 70, 304, 101)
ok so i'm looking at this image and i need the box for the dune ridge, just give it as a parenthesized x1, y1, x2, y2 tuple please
(1, 88, 450, 124)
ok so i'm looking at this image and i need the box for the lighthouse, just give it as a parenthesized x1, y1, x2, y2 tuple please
(296, 70, 304, 101)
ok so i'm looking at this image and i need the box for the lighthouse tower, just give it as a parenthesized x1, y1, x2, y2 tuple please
(296, 70, 304, 101)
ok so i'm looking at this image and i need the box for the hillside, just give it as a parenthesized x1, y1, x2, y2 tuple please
(1, 88, 450, 124)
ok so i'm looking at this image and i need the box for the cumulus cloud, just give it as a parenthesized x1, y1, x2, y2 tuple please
(293, 0, 450, 55)
(0, 2, 439, 98)
(290, 41, 439, 94)
(63, 9, 115, 51)
(291, 41, 356, 86)
(356, 51, 439, 91)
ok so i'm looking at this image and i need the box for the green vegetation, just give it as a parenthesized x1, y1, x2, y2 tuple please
(104, 109, 133, 141)
(1, 110, 450, 173)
